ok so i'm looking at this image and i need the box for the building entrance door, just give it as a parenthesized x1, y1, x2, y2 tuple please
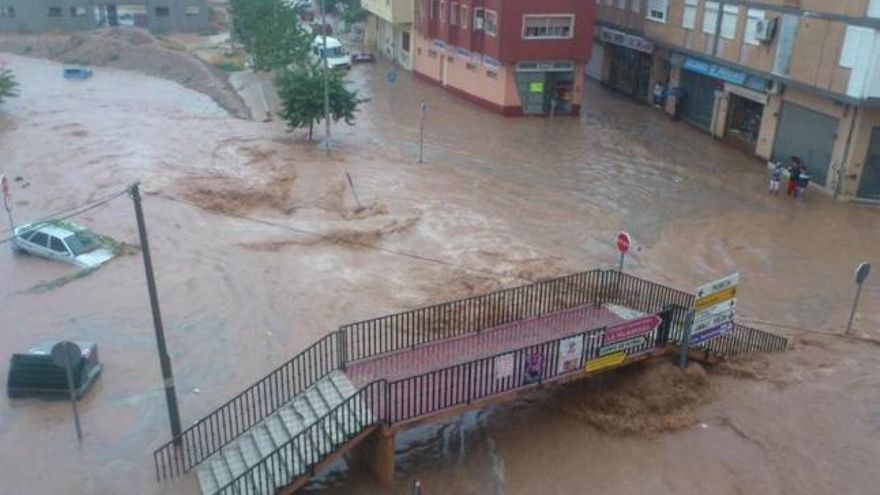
(857, 127, 880, 200)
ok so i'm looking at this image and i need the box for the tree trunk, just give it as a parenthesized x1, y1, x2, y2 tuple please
(309, 121, 313, 140)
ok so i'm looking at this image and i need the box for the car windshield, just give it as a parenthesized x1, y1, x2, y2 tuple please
(63, 233, 98, 256)
(321, 46, 344, 58)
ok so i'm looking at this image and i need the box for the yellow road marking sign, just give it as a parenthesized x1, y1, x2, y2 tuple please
(694, 286, 737, 312)
(585, 351, 626, 373)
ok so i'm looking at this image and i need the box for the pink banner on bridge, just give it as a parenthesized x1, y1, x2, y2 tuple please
(604, 314, 662, 344)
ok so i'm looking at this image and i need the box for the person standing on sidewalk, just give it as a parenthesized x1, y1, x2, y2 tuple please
(768, 162, 784, 194)
(787, 156, 802, 197)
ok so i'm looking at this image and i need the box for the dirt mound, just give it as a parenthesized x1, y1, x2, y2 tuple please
(177, 174, 295, 216)
(0, 29, 249, 118)
(560, 359, 711, 436)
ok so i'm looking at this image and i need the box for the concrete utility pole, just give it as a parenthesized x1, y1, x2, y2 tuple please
(129, 182, 183, 444)
(321, 0, 332, 156)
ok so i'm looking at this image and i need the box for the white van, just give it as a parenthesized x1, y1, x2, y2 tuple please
(310, 36, 352, 70)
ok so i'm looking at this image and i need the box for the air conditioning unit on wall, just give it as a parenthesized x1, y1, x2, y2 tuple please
(755, 18, 778, 43)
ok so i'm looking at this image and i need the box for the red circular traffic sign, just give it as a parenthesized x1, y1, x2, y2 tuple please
(616, 231, 631, 254)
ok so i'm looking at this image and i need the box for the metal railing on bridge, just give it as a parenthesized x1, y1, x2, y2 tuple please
(153, 269, 787, 484)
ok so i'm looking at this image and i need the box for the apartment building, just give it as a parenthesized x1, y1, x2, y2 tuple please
(0, 1, 209, 34)
(589, 0, 880, 201)
(362, 0, 415, 69)
(412, 0, 596, 116)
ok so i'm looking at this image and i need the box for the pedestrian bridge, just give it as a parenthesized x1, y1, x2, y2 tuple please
(152, 269, 787, 495)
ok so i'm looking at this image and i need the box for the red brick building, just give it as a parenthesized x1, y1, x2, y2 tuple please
(413, 0, 596, 116)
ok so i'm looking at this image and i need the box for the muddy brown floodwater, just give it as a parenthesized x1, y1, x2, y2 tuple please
(0, 53, 878, 495)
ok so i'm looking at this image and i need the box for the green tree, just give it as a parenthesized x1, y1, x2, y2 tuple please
(0, 68, 18, 104)
(275, 64, 364, 140)
(229, 0, 311, 71)
(340, 0, 367, 25)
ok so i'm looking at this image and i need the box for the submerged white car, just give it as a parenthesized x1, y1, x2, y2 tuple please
(13, 222, 115, 268)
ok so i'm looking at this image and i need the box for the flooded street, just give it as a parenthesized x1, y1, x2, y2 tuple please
(0, 52, 878, 495)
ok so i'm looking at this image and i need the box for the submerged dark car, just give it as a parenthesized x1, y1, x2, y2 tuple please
(7, 341, 103, 399)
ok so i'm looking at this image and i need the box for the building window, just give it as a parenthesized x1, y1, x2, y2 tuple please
(743, 9, 765, 45)
(485, 9, 498, 36)
(439, 1, 445, 23)
(720, 5, 739, 39)
(646, 0, 667, 23)
(155, 6, 170, 17)
(473, 8, 484, 30)
(703, 2, 738, 39)
(450, 2, 458, 26)
(523, 15, 574, 39)
(630, 0, 641, 13)
(401, 30, 411, 52)
(616, 0, 626, 8)
(461, 5, 468, 29)
(48, 6, 62, 17)
(429, 0, 436, 19)
(186, 6, 201, 16)
(70, 6, 87, 17)
(702, 1, 718, 33)
(682, 0, 697, 29)
(0, 6, 16, 17)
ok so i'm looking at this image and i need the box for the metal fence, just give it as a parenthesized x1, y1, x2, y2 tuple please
(154, 269, 787, 483)
(696, 322, 788, 357)
(153, 333, 341, 480)
(386, 307, 674, 424)
(341, 269, 618, 362)
(215, 380, 387, 495)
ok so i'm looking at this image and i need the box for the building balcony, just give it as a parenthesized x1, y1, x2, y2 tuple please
(362, 0, 413, 25)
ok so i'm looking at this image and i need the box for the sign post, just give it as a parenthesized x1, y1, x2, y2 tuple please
(846, 262, 871, 335)
(418, 102, 427, 164)
(51, 341, 84, 441)
(616, 231, 631, 271)
(681, 273, 739, 368)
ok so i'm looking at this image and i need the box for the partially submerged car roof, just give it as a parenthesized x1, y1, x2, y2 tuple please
(17, 221, 81, 239)
(7, 341, 102, 399)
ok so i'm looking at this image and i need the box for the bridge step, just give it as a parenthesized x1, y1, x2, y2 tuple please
(194, 371, 366, 495)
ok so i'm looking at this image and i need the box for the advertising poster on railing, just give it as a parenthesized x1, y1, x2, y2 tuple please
(523, 353, 544, 384)
(494, 353, 514, 381)
(584, 314, 662, 373)
(557, 335, 584, 374)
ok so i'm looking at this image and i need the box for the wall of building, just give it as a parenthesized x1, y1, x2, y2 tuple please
(0, 0, 208, 33)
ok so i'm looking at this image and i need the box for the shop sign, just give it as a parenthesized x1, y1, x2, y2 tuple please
(682, 57, 766, 92)
(600, 27, 654, 54)
(516, 60, 574, 73)
(599, 335, 649, 356)
(556, 335, 584, 374)
(604, 314, 662, 344)
(523, 353, 544, 384)
(585, 351, 626, 373)
(529, 81, 544, 93)
(483, 56, 501, 72)
(431, 39, 446, 51)
(456, 47, 471, 59)
(494, 353, 514, 381)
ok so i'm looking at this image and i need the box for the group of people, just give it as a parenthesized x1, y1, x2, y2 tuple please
(768, 156, 810, 200)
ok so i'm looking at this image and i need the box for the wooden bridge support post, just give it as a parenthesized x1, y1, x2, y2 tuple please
(353, 426, 395, 487)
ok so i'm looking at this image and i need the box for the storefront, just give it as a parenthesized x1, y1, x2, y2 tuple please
(857, 127, 880, 200)
(514, 61, 576, 115)
(675, 55, 769, 134)
(724, 85, 768, 154)
(771, 101, 838, 187)
(601, 27, 654, 102)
